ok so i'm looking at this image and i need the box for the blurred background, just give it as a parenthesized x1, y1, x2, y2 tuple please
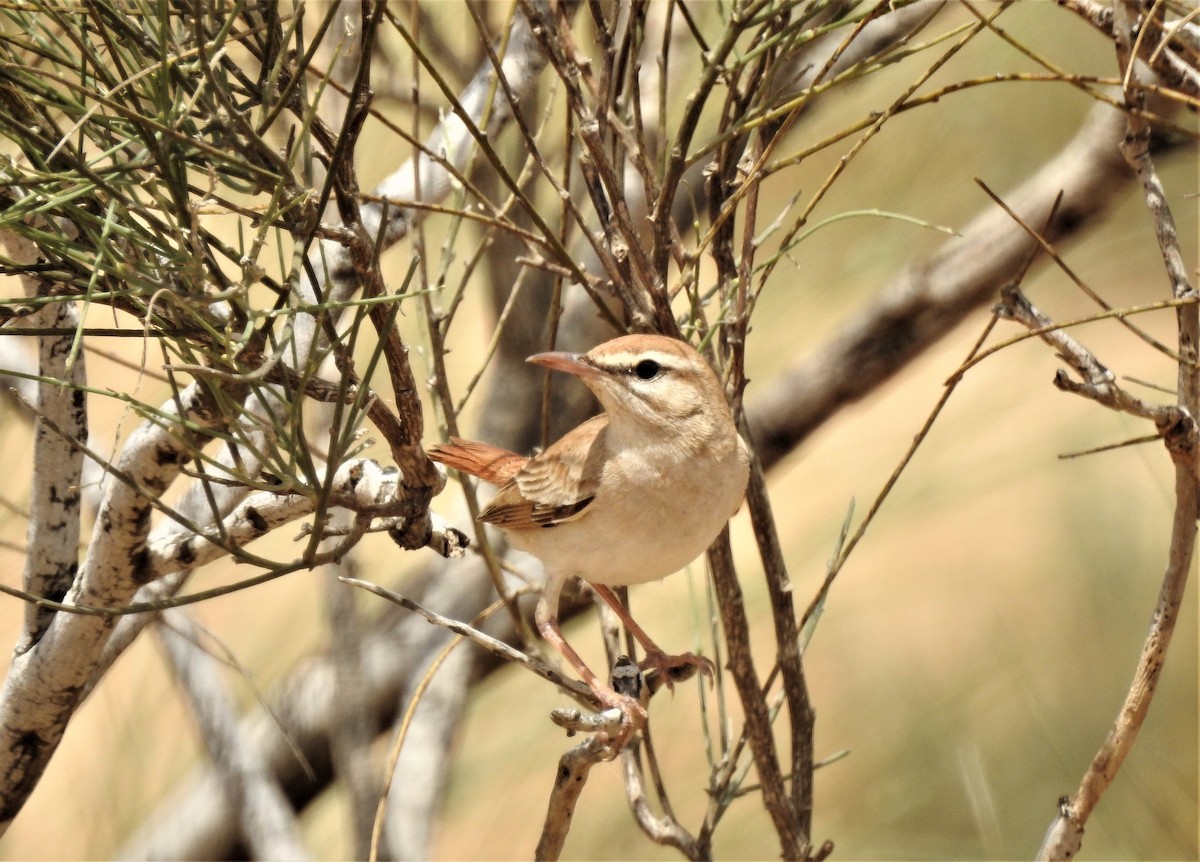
(0, 2, 1195, 859)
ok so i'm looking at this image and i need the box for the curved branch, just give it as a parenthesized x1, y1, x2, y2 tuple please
(745, 100, 1135, 469)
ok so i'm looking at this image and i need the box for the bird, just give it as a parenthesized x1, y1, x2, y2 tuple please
(428, 334, 750, 737)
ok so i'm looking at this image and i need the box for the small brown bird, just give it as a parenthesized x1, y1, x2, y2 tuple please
(429, 334, 750, 730)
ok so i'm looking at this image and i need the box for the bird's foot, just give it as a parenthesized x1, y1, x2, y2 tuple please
(590, 687, 646, 753)
(638, 650, 716, 693)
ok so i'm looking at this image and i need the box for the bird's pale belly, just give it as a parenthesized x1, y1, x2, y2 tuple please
(507, 450, 746, 586)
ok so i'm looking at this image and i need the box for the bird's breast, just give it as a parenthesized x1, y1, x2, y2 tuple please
(505, 435, 748, 587)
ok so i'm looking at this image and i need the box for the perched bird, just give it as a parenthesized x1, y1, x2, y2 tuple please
(429, 334, 750, 732)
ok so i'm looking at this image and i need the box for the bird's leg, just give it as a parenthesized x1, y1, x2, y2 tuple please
(536, 576, 646, 747)
(590, 584, 716, 689)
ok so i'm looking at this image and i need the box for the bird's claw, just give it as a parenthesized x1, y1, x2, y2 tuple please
(638, 649, 715, 692)
(592, 686, 647, 753)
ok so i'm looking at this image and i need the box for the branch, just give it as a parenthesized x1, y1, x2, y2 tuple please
(1060, 0, 1200, 99)
(146, 459, 466, 580)
(535, 734, 608, 861)
(996, 287, 1180, 425)
(618, 725, 706, 860)
(745, 100, 1137, 469)
(0, 384, 216, 831)
(13, 301, 85, 654)
(158, 610, 308, 862)
(1037, 5, 1199, 855)
(706, 528, 805, 859)
(0, 223, 87, 653)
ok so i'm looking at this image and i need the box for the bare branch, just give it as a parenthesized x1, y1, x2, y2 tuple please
(0, 384, 216, 831)
(13, 301, 85, 654)
(746, 100, 1136, 468)
(158, 610, 309, 862)
(996, 286, 1178, 425)
(706, 528, 805, 859)
(619, 728, 706, 860)
(149, 460, 464, 581)
(535, 734, 608, 861)
(1037, 4, 1199, 855)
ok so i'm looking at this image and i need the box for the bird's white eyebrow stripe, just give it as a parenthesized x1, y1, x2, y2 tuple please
(589, 350, 677, 371)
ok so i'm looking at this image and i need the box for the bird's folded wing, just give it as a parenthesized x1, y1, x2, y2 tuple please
(482, 415, 607, 530)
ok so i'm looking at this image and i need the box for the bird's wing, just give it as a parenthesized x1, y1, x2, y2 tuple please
(482, 415, 607, 530)
(427, 438, 527, 485)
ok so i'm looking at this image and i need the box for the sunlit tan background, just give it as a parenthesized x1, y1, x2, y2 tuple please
(0, 3, 1195, 859)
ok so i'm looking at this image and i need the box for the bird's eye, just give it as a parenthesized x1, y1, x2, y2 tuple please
(634, 359, 660, 380)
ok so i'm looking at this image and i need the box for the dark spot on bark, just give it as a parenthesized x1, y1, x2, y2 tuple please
(47, 485, 79, 509)
(154, 446, 183, 467)
(130, 546, 153, 584)
(1054, 205, 1084, 237)
(0, 732, 48, 822)
(131, 503, 151, 535)
(44, 582, 68, 604)
(245, 507, 268, 533)
(47, 564, 75, 598)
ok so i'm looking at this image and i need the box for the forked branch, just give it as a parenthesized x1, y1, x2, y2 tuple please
(1011, 11, 1199, 844)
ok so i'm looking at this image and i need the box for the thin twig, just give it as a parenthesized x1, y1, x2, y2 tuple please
(1038, 5, 1199, 855)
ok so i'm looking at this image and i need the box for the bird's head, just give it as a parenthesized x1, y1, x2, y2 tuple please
(527, 334, 732, 445)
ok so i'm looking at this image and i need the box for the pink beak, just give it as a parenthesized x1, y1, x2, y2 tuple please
(526, 350, 599, 379)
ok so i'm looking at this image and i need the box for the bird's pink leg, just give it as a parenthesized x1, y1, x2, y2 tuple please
(536, 575, 646, 745)
(590, 584, 716, 686)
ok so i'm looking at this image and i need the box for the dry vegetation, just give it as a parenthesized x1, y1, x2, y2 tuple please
(0, 1, 1195, 859)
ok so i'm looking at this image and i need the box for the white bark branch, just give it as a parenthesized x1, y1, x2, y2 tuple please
(0, 228, 87, 652)
(0, 384, 212, 831)
(147, 459, 465, 580)
(14, 305, 85, 654)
